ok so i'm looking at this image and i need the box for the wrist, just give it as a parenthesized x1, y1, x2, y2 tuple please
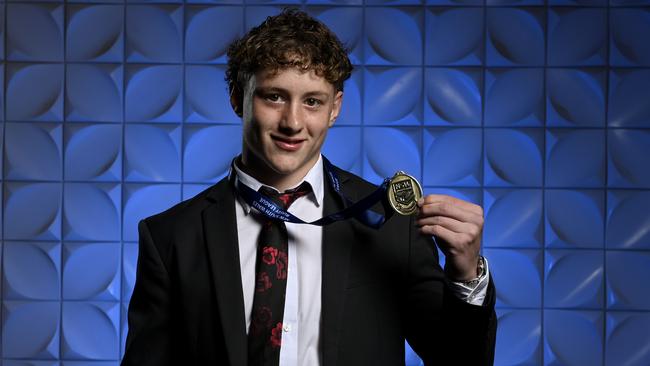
(445, 255, 485, 283)
(460, 255, 486, 287)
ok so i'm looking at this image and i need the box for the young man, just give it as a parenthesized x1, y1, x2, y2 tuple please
(122, 9, 496, 366)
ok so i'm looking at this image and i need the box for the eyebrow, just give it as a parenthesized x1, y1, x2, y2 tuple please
(255, 87, 330, 99)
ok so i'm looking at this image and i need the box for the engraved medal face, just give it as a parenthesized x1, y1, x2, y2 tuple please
(387, 171, 423, 216)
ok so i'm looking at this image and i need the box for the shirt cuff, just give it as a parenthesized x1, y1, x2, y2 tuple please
(448, 257, 490, 306)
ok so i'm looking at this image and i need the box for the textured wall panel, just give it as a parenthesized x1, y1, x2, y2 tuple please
(305, 0, 360, 5)
(122, 243, 138, 304)
(183, 124, 242, 182)
(483, 189, 543, 248)
(606, 251, 650, 310)
(428, 0, 481, 5)
(4, 183, 62, 241)
(609, 69, 650, 127)
(124, 124, 181, 182)
(2, 301, 60, 359)
(125, 65, 182, 123)
(423, 128, 482, 186)
(484, 249, 542, 308)
(4, 361, 60, 366)
(494, 309, 541, 366)
(484, 128, 543, 187)
(6, 64, 64, 122)
(362, 127, 421, 184)
(425, 8, 483, 66)
(0, 8, 4, 61)
(120, 301, 129, 359)
(184, 65, 238, 123)
(424, 68, 482, 126)
(63, 183, 121, 241)
(7, 4, 63, 62)
(322, 127, 362, 175)
(606, 312, 650, 366)
(3, 242, 61, 300)
(550, 0, 605, 5)
(544, 250, 603, 309)
(66, 64, 123, 123)
(489, 0, 543, 5)
(0, 64, 3, 119)
(126, 5, 182, 63)
(606, 190, 650, 249)
(544, 310, 603, 366)
(63, 243, 121, 301)
(3, 3, 650, 365)
(185, 6, 243, 64)
(485, 68, 544, 126)
(546, 129, 606, 187)
(547, 68, 606, 127)
(405, 341, 424, 366)
(364, 67, 422, 125)
(62, 302, 120, 360)
(310, 7, 364, 65)
(548, 8, 607, 66)
(608, 129, 650, 188)
(4, 123, 62, 181)
(545, 190, 604, 248)
(336, 69, 362, 125)
(486, 8, 545, 66)
(67, 5, 123, 62)
(64, 124, 122, 181)
(610, 8, 650, 66)
(364, 8, 422, 65)
(245, 7, 284, 31)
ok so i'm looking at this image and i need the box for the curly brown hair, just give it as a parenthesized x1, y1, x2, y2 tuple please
(226, 8, 353, 101)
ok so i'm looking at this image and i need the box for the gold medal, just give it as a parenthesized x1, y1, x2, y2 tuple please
(387, 171, 423, 216)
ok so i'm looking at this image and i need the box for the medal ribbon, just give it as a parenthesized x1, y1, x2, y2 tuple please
(233, 156, 395, 229)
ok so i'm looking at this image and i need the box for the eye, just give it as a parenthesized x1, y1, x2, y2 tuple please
(265, 93, 282, 102)
(305, 98, 322, 107)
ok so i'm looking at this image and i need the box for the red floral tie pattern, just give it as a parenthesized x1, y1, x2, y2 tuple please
(247, 183, 311, 366)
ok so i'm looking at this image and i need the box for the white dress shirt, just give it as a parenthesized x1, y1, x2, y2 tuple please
(233, 155, 489, 366)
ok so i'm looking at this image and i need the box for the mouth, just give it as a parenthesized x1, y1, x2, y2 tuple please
(271, 135, 305, 152)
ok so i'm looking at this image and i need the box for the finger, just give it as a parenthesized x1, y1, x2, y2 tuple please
(418, 201, 483, 225)
(419, 224, 474, 253)
(418, 194, 483, 216)
(417, 216, 480, 237)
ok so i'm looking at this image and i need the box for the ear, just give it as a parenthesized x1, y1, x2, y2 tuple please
(230, 87, 243, 118)
(328, 91, 343, 127)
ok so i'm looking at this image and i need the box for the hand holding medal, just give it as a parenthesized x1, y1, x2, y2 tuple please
(386, 171, 483, 281)
(415, 193, 484, 282)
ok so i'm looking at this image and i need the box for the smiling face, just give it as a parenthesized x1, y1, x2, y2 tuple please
(235, 67, 343, 190)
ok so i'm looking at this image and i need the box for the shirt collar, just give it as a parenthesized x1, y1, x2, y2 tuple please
(232, 155, 325, 214)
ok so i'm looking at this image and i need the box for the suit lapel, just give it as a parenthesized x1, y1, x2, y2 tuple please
(202, 179, 248, 365)
(321, 172, 354, 366)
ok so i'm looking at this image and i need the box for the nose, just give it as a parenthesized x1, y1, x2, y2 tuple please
(279, 101, 303, 134)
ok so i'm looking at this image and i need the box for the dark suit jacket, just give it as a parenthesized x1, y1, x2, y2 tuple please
(122, 164, 497, 366)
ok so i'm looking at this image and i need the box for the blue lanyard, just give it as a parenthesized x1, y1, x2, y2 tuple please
(233, 156, 394, 229)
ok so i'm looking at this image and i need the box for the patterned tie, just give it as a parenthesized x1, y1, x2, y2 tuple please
(247, 182, 311, 366)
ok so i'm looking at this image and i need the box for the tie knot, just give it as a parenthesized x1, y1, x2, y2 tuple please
(259, 182, 312, 210)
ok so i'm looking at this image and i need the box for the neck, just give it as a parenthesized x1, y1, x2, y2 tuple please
(237, 154, 316, 192)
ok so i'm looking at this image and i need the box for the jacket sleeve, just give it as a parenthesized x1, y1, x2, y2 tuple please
(403, 216, 497, 366)
(121, 220, 174, 366)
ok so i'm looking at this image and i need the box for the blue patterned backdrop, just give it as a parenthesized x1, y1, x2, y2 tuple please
(2, 1, 650, 365)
